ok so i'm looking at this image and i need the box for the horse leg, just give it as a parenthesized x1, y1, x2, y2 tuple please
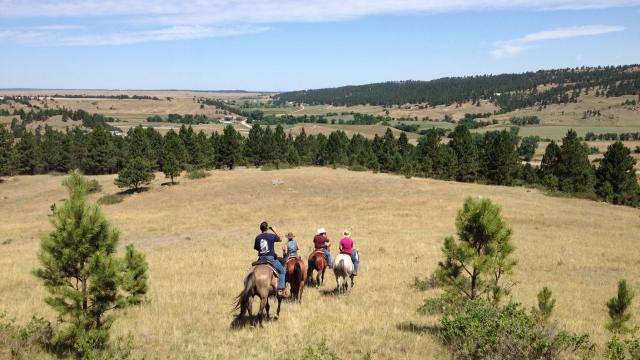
(247, 296, 254, 321)
(265, 299, 270, 320)
(299, 282, 304, 303)
(258, 296, 267, 327)
(276, 297, 281, 319)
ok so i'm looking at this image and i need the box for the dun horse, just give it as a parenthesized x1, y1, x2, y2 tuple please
(306, 250, 328, 287)
(233, 264, 281, 326)
(333, 253, 355, 294)
(285, 257, 306, 302)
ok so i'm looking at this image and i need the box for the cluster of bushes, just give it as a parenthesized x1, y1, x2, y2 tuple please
(8, 107, 117, 129)
(509, 115, 540, 126)
(146, 113, 217, 124)
(416, 197, 640, 359)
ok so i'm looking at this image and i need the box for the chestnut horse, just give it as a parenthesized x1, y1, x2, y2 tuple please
(306, 250, 328, 288)
(285, 257, 307, 302)
(233, 264, 282, 326)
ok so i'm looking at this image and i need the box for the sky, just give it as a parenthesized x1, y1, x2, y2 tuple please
(0, 0, 639, 91)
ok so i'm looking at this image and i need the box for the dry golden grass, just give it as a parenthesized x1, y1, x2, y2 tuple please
(1, 164, 640, 359)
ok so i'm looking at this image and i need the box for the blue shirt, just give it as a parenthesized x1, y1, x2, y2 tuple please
(286, 240, 299, 258)
(254, 233, 280, 257)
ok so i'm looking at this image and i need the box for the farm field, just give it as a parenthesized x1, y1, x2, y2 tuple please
(1, 167, 639, 359)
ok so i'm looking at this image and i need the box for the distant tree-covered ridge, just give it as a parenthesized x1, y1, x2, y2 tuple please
(275, 65, 640, 111)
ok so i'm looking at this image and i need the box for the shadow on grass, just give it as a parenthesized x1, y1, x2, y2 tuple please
(230, 316, 254, 330)
(230, 315, 278, 330)
(396, 321, 440, 335)
(161, 181, 179, 186)
(116, 187, 150, 195)
(319, 288, 348, 297)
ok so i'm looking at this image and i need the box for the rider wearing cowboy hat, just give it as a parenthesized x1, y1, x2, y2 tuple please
(313, 227, 332, 268)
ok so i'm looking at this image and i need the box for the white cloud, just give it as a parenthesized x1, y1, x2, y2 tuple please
(0, 25, 268, 46)
(0, 0, 637, 45)
(491, 24, 626, 58)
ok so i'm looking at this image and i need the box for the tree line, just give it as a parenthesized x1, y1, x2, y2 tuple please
(275, 65, 640, 112)
(585, 132, 640, 141)
(0, 121, 638, 206)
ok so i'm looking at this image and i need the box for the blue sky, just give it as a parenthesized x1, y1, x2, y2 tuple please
(0, 0, 638, 91)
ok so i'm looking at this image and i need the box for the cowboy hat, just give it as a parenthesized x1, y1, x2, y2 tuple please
(317, 227, 326, 235)
(286, 232, 295, 239)
(343, 230, 351, 237)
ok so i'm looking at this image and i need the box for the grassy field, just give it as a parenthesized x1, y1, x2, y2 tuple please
(1, 168, 639, 359)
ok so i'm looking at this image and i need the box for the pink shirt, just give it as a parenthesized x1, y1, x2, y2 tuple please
(339, 237, 354, 254)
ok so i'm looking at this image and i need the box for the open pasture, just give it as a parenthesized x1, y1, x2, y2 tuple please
(1, 167, 639, 359)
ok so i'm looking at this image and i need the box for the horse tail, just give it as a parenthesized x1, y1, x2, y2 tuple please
(292, 262, 302, 297)
(233, 271, 255, 315)
(306, 256, 316, 285)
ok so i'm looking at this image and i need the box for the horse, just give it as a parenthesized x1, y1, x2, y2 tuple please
(306, 250, 328, 288)
(333, 253, 355, 294)
(233, 264, 281, 327)
(285, 256, 307, 302)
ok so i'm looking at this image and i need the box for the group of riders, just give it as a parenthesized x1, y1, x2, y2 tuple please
(253, 221, 359, 298)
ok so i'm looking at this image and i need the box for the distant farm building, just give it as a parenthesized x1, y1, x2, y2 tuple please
(110, 130, 125, 137)
(222, 115, 236, 125)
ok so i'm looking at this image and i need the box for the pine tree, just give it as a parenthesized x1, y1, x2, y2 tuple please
(532, 287, 556, 322)
(450, 124, 479, 182)
(433, 144, 458, 180)
(220, 125, 243, 169)
(114, 157, 155, 191)
(416, 129, 440, 176)
(325, 130, 349, 165)
(557, 129, 595, 193)
(11, 131, 38, 174)
(294, 128, 310, 164)
(126, 126, 155, 167)
(482, 130, 520, 185)
(244, 124, 264, 166)
(193, 131, 213, 169)
(274, 124, 287, 161)
(596, 142, 640, 206)
(161, 129, 185, 183)
(436, 197, 516, 302)
(34, 171, 148, 357)
(518, 136, 539, 162)
(145, 126, 164, 169)
(0, 124, 14, 176)
(179, 125, 196, 166)
(606, 280, 634, 334)
(84, 125, 116, 175)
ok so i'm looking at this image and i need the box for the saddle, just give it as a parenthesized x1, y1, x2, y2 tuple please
(285, 256, 301, 267)
(249, 260, 279, 278)
(312, 249, 326, 258)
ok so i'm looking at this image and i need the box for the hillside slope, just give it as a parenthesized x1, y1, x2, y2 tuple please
(1, 168, 638, 358)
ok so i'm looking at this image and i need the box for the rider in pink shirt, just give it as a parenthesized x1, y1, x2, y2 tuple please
(339, 230, 359, 275)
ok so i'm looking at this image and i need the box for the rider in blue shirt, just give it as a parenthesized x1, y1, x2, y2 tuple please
(254, 221, 286, 298)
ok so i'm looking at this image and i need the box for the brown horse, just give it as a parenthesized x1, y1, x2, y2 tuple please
(285, 257, 306, 302)
(233, 264, 282, 326)
(306, 250, 328, 288)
